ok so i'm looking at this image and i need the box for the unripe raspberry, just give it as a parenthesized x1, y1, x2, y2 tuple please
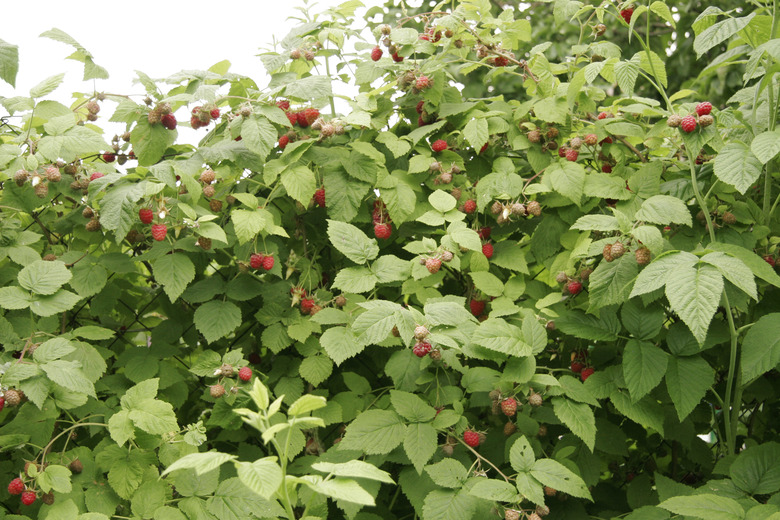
(85, 218, 101, 232)
(83, 207, 95, 219)
(197, 237, 212, 250)
(320, 123, 336, 137)
(722, 211, 736, 225)
(528, 513, 542, 520)
(611, 241, 625, 259)
(635, 247, 651, 265)
(441, 250, 454, 262)
(441, 444, 454, 457)
(505, 510, 520, 520)
(556, 271, 568, 284)
(527, 130, 541, 143)
(304, 50, 316, 61)
(200, 170, 216, 184)
(41, 492, 55, 505)
(699, 114, 714, 127)
(426, 257, 442, 274)
(584, 133, 597, 146)
(538, 425, 548, 437)
(14, 169, 28, 186)
(34, 182, 49, 198)
(210, 384, 225, 398)
(603, 243, 614, 262)
(595, 23, 606, 35)
(439, 172, 452, 184)
(526, 200, 541, 216)
(528, 392, 543, 407)
(546, 320, 555, 330)
(491, 201, 503, 214)
(45, 166, 61, 182)
(415, 75, 431, 90)
(544, 486, 557, 496)
(148, 108, 162, 124)
(429, 349, 441, 361)
(151, 223, 167, 241)
(569, 137, 583, 150)
(203, 185, 216, 198)
(500, 397, 517, 416)
(210, 199, 223, 212)
(334, 295, 347, 307)
(86, 100, 100, 114)
(536, 505, 550, 517)
(220, 363, 235, 377)
(290, 48, 302, 60)
(43, 254, 57, 261)
(414, 325, 430, 340)
(451, 187, 462, 200)
(667, 114, 682, 128)
(503, 421, 517, 436)
(580, 267, 593, 281)
(509, 203, 525, 216)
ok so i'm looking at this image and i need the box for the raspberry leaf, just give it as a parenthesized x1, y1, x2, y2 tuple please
(665, 355, 715, 421)
(713, 142, 763, 193)
(530, 458, 592, 500)
(622, 340, 669, 402)
(153, 253, 196, 303)
(194, 300, 242, 344)
(327, 220, 380, 264)
(740, 313, 780, 382)
(552, 397, 596, 451)
(665, 264, 723, 345)
(340, 410, 405, 454)
(404, 422, 438, 473)
(18, 259, 72, 295)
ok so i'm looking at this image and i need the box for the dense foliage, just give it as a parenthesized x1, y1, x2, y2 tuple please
(1, 0, 780, 519)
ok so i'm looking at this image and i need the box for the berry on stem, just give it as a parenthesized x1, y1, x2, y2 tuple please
(567, 280, 583, 295)
(250, 254, 264, 269)
(581, 367, 595, 381)
(374, 223, 392, 239)
(8, 478, 24, 495)
(21, 491, 36, 506)
(262, 255, 275, 271)
(680, 115, 697, 133)
(371, 46, 383, 61)
(431, 139, 448, 152)
(238, 366, 252, 382)
(151, 224, 168, 241)
(696, 102, 712, 116)
(413, 342, 432, 357)
(500, 397, 517, 416)
(482, 243, 494, 259)
(463, 429, 480, 447)
(469, 299, 486, 316)
(425, 257, 442, 274)
(139, 208, 153, 224)
(463, 199, 477, 214)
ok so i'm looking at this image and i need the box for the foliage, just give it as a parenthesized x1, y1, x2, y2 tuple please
(1, 0, 780, 518)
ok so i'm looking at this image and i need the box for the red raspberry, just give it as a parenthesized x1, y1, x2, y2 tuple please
(286, 112, 298, 126)
(276, 99, 290, 111)
(566, 149, 579, 162)
(478, 226, 491, 239)
(500, 398, 517, 416)
(371, 46, 383, 61)
(151, 224, 168, 241)
(102, 153, 115, 163)
(90, 172, 104, 181)
(469, 299, 486, 316)
(581, 367, 595, 381)
(602, 164, 613, 173)
(493, 55, 509, 67)
(191, 115, 204, 129)
(482, 243, 494, 259)
(680, 115, 697, 133)
(463, 199, 477, 214)
(463, 430, 480, 447)
(374, 223, 392, 239)
(597, 111, 609, 120)
(392, 52, 403, 62)
(250, 253, 264, 269)
(601, 136, 613, 144)
(278, 135, 289, 150)
(297, 112, 309, 128)
(0, 396, 4, 412)
(303, 108, 320, 125)
(584, 133, 598, 146)
(161, 113, 177, 130)
(314, 188, 326, 207)
(416, 100, 425, 114)
(8, 478, 24, 495)
(479, 142, 488, 154)
(431, 139, 448, 152)
(262, 255, 275, 271)
(621, 7, 634, 23)
(558, 146, 567, 158)
(210, 108, 220, 119)
(413, 342, 432, 357)
(425, 257, 442, 274)
(695, 102, 712, 116)
(570, 361, 584, 373)
(764, 255, 776, 267)
(415, 75, 431, 90)
(301, 298, 315, 314)
(21, 491, 36, 506)
(238, 366, 252, 382)
(567, 281, 583, 295)
(139, 208, 154, 224)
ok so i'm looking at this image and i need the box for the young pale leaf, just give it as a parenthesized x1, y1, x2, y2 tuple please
(161, 452, 237, 477)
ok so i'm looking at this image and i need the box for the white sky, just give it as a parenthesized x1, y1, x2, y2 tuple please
(1, 0, 383, 127)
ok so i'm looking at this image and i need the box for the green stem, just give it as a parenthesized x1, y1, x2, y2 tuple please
(323, 49, 337, 117)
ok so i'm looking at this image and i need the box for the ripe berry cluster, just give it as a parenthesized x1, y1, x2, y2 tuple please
(190, 105, 221, 130)
(372, 199, 393, 239)
(249, 253, 275, 271)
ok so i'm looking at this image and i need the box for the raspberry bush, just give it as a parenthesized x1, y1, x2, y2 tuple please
(1, 0, 780, 519)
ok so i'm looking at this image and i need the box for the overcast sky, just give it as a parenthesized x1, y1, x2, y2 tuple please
(1, 0, 384, 110)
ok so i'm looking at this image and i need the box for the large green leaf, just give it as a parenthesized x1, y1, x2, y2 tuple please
(552, 397, 596, 450)
(18, 260, 71, 295)
(0, 38, 19, 87)
(99, 181, 146, 243)
(422, 490, 478, 520)
(547, 161, 585, 204)
(659, 494, 745, 520)
(588, 254, 639, 309)
(530, 459, 592, 500)
(327, 220, 379, 264)
(729, 442, 780, 495)
(340, 409, 405, 454)
(471, 318, 533, 357)
(751, 130, 780, 164)
(713, 142, 763, 193)
(665, 263, 723, 345)
(622, 340, 668, 402)
(741, 313, 780, 382)
(240, 115, 276, 160)
(635, 195, 692, 227)
(404, 423, 438, 473)
(153, 253, 195, 303)
(281, 164, 317, 205)
(665, 355, 714, 421)
(194, 301, 241, 344)
(693, 13, 755, 57)
(236, 458, 283, 499)
(130, 118, 176, 166)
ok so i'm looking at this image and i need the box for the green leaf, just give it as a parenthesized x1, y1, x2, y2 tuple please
(469, 271, 504, 297)
(552, 398, 596, 451)
(333, 266, 378, 293)
(694, 13, 756, 57)
(751, 130, 780, 164)
(659, 494, 745, 520)
(98, 181, 146, 243)
(713, 142, 764, 194)
(509, 436, 536, 472)
(610, 391, 665, 435)
(390, 390, 436, 423)
(194, 301, 242, 344)
(131, 118, 176, 166)
(312, 460, 394, 483)
(463, 117, 489, 151)
(38, 125, 107, 163)
(240, 115, 276, 160)
(30, 289, 81, 316)
(320, 326, 364, 365)
(18, 260, 71, 295)
(373, 255, 412, 283)
(40, 28, 109, 80)
(700, 252, 757, 300)
(425, 459, 469, 488)
(0, 286, 32, 310)
(231, 209, 267, 244)
(299, 355, 333, 386)
(572, 215, 620, 231)
(515, 472, 546, 506)
(404, 422, 438, 474)
(300, 475, 375, 506)
(665, 263, 723, 345)
(615, 57, 640, 95)
(471, 318, 533, 356)
(555, 310, 620, 341)
(707, 243, 780, 288)
(450, 226, 483, 252)
(635, 195, 692, 227)
(236, 458, 283, 499)
(327, 220, 379, 264)
(0, 38, 19, 87)
(162, 452, 237, 476)
(588, 254, 640, 309)
(741, 313, 780, 382)
(128, 399, 179, 434)
(340, 409, 405, 454)
(530, 458, 592, 500)
(638, 50, 667, 88)
(468, 479, 519, 502)
(42, 360, 96, 397)
(208, 477, 285, 520)
(629, 251, 698, 297)
(30, 73, 65, 98)
(33, 338, 75, 363)
(70, 262, 108, 297)
(323, 168, 369, 223)
(547, 161, 585, 204)
(153, 254, 196, 303)
(621, 299, 665, 340)
(281, 165, 317, 205)
(131, 480, 167, 519)
(37, 464, 72, 493)
(729, 442, 780, 495)
(288, 394, 327, 416)
(623, 340, 669, 405)
(429, 190, 457, 212)
(108, 409, 135, 446)
(422, 490, 478, 520)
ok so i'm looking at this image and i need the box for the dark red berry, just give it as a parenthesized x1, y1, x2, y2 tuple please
(567, 281, 583, 295)
(680, 115, 697, 133)
(374, 223, 392, 239)
(250, 254, 264, 269)
(21, 491, 36, 505)
(8, 478, 24, 495)
(314, 188, 326, 207)
(262, 255, 275, 271)
(581, 367, 595, 381)
(161, 113, 177, 130)
(695, 102, 712, 116)
(482, 243, 494, 259)
(238, 366, 252, 381)
(371, 46, 383, 61)
(210, 108, 220, 119)
(469, 299, 486, 316)
(431, 139, 448, 152)
(139, 208, 154, 224)
(463, 430, 480, 447)
(463, 199, 477, 214)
